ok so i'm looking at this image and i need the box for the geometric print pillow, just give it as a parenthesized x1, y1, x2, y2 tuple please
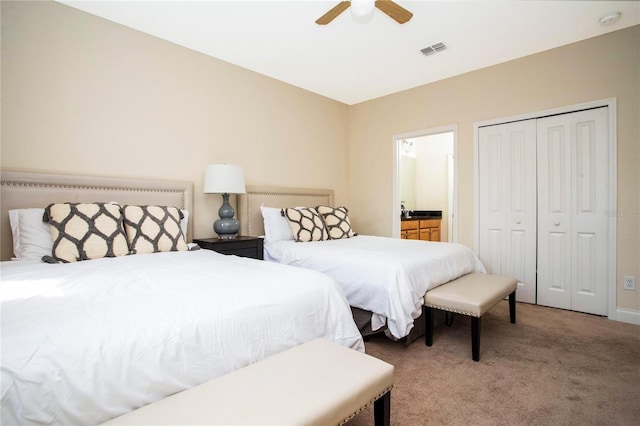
(122, 205, 188, 254)
(42, 202, 129, 263)
(282, 207, 328, 242)
(316, 206, 357, 240)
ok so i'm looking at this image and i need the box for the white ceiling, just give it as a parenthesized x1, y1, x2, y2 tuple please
(59, 1, 639, 105)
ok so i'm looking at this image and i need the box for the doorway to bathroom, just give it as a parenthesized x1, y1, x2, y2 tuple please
(393, 126, 456, 242)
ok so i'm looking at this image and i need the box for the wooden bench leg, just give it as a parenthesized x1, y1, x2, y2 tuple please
(471, 316, 481, 362)
(424, 305, 434, 347)
(374, 390, 391, 426)
(509, 290, 516, 324)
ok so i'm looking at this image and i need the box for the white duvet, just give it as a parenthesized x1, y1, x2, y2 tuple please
(0, 250, 363, 425)
(265, 235, 486, 339)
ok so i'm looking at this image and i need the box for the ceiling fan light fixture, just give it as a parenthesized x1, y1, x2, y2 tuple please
(351, 0, 375, 21)
(315, 0, 412, 25)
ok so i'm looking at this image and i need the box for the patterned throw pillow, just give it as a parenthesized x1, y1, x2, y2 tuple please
(316, 206, 357, 240)
(122, 205, 188, 254)
(282, 207, 328, 242)
(43, 202, 129, 263)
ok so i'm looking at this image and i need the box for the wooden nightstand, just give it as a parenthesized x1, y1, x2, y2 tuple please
(193, 236, 264, 260)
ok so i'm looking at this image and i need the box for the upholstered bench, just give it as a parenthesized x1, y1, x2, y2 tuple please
(102, 339, 394, 426)
(423, 273, 517, 362)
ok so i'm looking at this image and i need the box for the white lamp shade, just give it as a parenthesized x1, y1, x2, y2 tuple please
(203, 164, 246, 194)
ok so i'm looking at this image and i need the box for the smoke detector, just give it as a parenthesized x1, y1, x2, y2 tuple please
(599, 12, 621, 26)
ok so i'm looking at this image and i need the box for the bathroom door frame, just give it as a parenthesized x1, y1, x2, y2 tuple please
(392, 125, 458, 241)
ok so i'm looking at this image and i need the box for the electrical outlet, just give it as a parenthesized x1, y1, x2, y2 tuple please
(623, 276, 636, 291)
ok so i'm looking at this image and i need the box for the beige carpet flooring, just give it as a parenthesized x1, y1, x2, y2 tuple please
(347, 301, 640, 426)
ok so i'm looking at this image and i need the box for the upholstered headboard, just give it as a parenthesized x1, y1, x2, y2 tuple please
(238, 185, 334, 237)
(0, 170, 193, 261)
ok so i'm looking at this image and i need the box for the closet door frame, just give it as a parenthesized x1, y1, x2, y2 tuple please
(473, 98, 617, 320)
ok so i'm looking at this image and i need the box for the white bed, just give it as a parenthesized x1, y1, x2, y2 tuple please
(238, 186, 486, 340)
(265, 236, 485, 339)
(0, 171, 363, 425)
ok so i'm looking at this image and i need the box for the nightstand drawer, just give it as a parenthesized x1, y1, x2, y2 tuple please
(193, 237, 264, 260)
(214, 246, 261, 258)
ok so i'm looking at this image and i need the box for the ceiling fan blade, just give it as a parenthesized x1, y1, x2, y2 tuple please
(375, 0, 413, 24)
(315, 1, 351, 25)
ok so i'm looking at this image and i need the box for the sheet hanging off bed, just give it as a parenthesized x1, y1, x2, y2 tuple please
(265, 235, 486, 339)
(0, 250, 363, 425)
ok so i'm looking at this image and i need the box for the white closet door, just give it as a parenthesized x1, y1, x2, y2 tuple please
(537, 107, 609, 315)
(478, 120, 537, 303)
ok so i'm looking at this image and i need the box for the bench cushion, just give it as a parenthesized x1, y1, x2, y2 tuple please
(103, 339, 394, 425)
(424, 273, 517, 317)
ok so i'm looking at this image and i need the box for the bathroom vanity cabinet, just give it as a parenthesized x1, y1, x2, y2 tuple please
(400, 218, 441, 242)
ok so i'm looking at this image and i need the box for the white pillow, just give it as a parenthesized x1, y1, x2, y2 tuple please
(260, 204, 294, 243)
(181, 209, 189, 239)
(8, 208, 53, 261)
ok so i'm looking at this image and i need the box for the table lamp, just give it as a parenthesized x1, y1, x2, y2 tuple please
(203, 164, 246, 239)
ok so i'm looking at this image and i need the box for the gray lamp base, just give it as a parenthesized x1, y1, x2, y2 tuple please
(214, 218, 240, 239)
(214, 193, 240, 239)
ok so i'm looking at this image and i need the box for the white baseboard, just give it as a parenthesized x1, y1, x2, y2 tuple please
(613, 308, 640, 325)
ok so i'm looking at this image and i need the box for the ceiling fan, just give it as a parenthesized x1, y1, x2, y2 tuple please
(315, 0, 413, 25)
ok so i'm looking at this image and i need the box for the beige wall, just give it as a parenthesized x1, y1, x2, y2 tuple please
(2, 2, 638, 314)
(1, 1, 349, 241)
(347, 25, 640, 313)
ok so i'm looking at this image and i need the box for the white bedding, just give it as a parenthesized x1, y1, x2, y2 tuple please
(0, 250, 363, 425)
(265, 235, 486, 339)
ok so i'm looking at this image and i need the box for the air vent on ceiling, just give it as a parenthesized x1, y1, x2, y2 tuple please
(420, 42, 447, 57)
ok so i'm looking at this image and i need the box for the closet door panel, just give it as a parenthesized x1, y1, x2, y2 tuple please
(538, 229, 572, 308)
(507, 128, 537, 303)
(575, 232, 597, 296)
(571, 108, 609, 315)
(485, 229, 503, 274)
(537, 120, 572, 309)
(478, 120, 536, 303)
(537, 108, 608, 315)
(478, 131, 506, 276)
(508, 229, 528, 287)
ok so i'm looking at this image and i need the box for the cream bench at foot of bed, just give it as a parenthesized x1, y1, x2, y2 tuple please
(423, 273, 517, 362)
(102, 339, 394, 426)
